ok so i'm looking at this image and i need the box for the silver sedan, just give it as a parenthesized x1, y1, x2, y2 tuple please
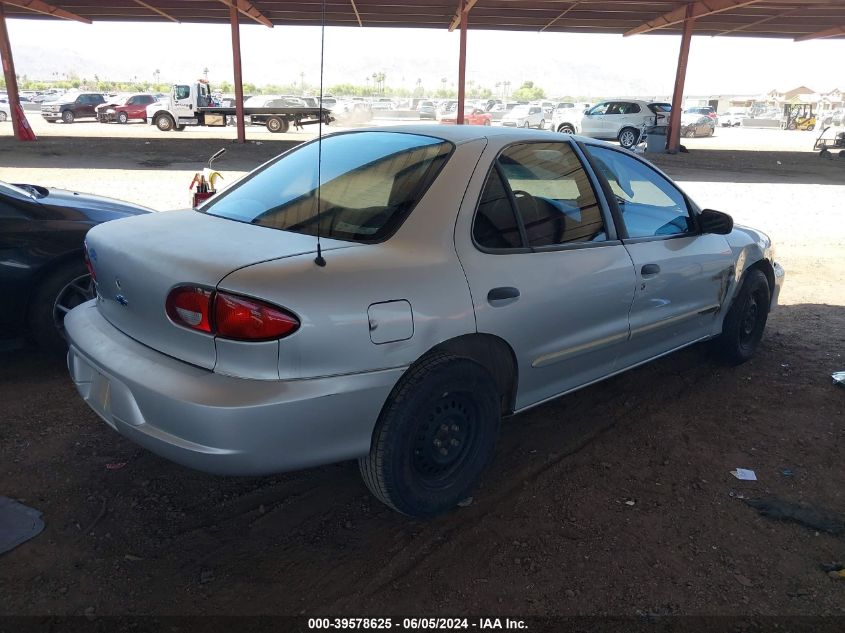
(66, 126, 784, 517)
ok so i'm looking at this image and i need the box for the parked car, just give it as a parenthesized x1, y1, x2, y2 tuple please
(418, 100, 437, 120)
(41, 92, 106, 123)
(488, 101, 521, 122)
(501, 104, 544, 128)
(681, 112, 716, 137)
(0, 100, 9, 123)
(685, 106, 719, 126)
(439, 106, 492, 126)
(96, 93, 158, 123)
(720, 108, 747, 127)
(548, 103, 582, 133)
(0, 180, 150, 351)
(580, 100, 670, 148)
(66, 126, 783, 518)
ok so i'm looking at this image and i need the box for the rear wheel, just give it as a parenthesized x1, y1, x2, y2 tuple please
(117, 111, 129, 124)
(618, 127, 638, 148)
(29, 261, 94, 353)
(713, 269, 770, 365)
(538, 119, 545, 129)
(155, 113, 175, 131)
(359, 353, 500, 518)
(61, 110, 74, 124)
(557, 123, 575, 134)
(266, 116, 289, 133)
(0, 111, 7, 122)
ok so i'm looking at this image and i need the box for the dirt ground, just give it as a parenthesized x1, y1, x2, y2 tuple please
(1, 124, 844, 622)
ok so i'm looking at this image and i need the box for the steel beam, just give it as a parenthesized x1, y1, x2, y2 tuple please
(220, 0, 272, 28)
(132, 0, 179, 23)
(449, 0, 477, 32)
(625, 0, 759, 37)
(230, 3, 246, 143)
(457, 0, 467, 124)
(349, 0, 362, 26)
(795, 24, 845, 41)
(3, 0, 90, 23)
(666, 4, 695, 154)
(540, 1, 582, 32)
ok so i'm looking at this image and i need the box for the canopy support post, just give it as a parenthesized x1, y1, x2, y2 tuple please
(457, 0, 467, 124)
(667, 4, 695, 154)
(230, 2, 246, 143)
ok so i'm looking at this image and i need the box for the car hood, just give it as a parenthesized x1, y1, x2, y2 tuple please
(34, 187, 152, 221)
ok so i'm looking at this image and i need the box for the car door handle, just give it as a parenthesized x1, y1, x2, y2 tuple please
(487, 287, 520, 305)
(641, 264, 661, 276)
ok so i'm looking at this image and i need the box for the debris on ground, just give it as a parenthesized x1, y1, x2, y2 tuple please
(744, 497, 845, 535)
(822, 563, 845, 579)
(457, 497, 474, 508)
(780, 468, 795, 477)
(833, 371, 845, 387)
(0, 497, 45, 555)
(106, 462, 127, 470)
(731, 468, 758, 481)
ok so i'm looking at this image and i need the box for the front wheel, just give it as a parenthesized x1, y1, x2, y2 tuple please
(0, 111, 7, 122)
(557, 124, 575, 134)
(117, 111, 129, 124)
(62, 110, 74, 124)
(713, 269, 770, 365)
(359, 353, 501, 518)
(155, 113, 175, 131)
(618, 127, 638, 148)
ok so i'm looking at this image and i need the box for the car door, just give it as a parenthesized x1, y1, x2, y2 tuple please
(583, 144, 735, 367)
(456, 140, 637, 409)
(81, 95, 98, 118)
(581, 101, 610, 138)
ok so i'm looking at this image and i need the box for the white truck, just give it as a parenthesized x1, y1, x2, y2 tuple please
(146, 80, 330, 133)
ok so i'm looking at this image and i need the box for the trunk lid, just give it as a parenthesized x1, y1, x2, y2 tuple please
(85, 209, 352, 369)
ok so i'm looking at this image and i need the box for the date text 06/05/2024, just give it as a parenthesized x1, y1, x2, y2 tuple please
(307, 617, 528, 630)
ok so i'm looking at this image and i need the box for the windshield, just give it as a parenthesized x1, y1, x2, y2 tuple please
(202, 132, 453, 244)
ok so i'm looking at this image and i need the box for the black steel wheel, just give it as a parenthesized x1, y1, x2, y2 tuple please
(359, 353, 500, 517)
(713, 269, 770, 365)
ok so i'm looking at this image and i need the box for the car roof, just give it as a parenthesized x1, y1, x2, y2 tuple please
(334, 124, 603, 147)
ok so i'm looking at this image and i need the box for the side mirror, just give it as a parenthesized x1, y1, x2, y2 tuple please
(699, 209, 733, 235)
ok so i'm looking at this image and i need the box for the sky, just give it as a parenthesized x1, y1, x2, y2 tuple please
(6, 18, 845, 98)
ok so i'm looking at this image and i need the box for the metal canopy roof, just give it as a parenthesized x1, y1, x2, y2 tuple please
(3, 0, 845, 40)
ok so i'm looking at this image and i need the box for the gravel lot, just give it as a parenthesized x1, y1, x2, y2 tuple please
(1, 120, 844, 621)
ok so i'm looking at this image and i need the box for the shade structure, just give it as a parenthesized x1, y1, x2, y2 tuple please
(2, 1, 845, 40)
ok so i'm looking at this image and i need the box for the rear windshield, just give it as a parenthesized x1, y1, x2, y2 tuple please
(202, 132, 453, 243)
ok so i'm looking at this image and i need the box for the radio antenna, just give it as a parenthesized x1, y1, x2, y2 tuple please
(314, 0, 327, 267)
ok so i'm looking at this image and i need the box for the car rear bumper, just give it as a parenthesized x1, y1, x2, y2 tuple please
(65, 301, 404, 476)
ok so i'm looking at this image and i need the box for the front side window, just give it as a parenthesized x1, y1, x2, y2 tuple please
(588, 103, 610, 116)
(473, 142, 606, 250)
(586, 145, 692, 238)
(203, 132, 452, 244)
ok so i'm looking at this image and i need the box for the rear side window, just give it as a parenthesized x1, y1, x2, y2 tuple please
(203, 132, 453, 244)
(473, 142, 606, 250)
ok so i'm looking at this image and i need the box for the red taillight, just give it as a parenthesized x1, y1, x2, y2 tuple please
(165, 286, 299, 341)
(83, 241, 96, 282)
(214, 292, 300, 341)
(166, 286, 213, 333)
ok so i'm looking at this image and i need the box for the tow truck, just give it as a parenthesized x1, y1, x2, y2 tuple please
(146, 80, 331, 133)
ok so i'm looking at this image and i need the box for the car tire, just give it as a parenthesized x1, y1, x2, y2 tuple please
(618, 127, 638, 148)
(359, 352, 501, 518)
(0, 111, 6, 122)
(522, 121, 529, 128)
(155, 113, 175, 131)
(266, 116, 289, 133)
(557, 124, 575, 134)
(538, 119, 545, 129)
(685, 128, 696, 138)
(174, 124, 186, 131)
(29, 261, 94, 353)
(62, 110, 74, 124)
(117, 111, 129, 124)
(713, 269, 770, 366)
(484, 119, 491, 126)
